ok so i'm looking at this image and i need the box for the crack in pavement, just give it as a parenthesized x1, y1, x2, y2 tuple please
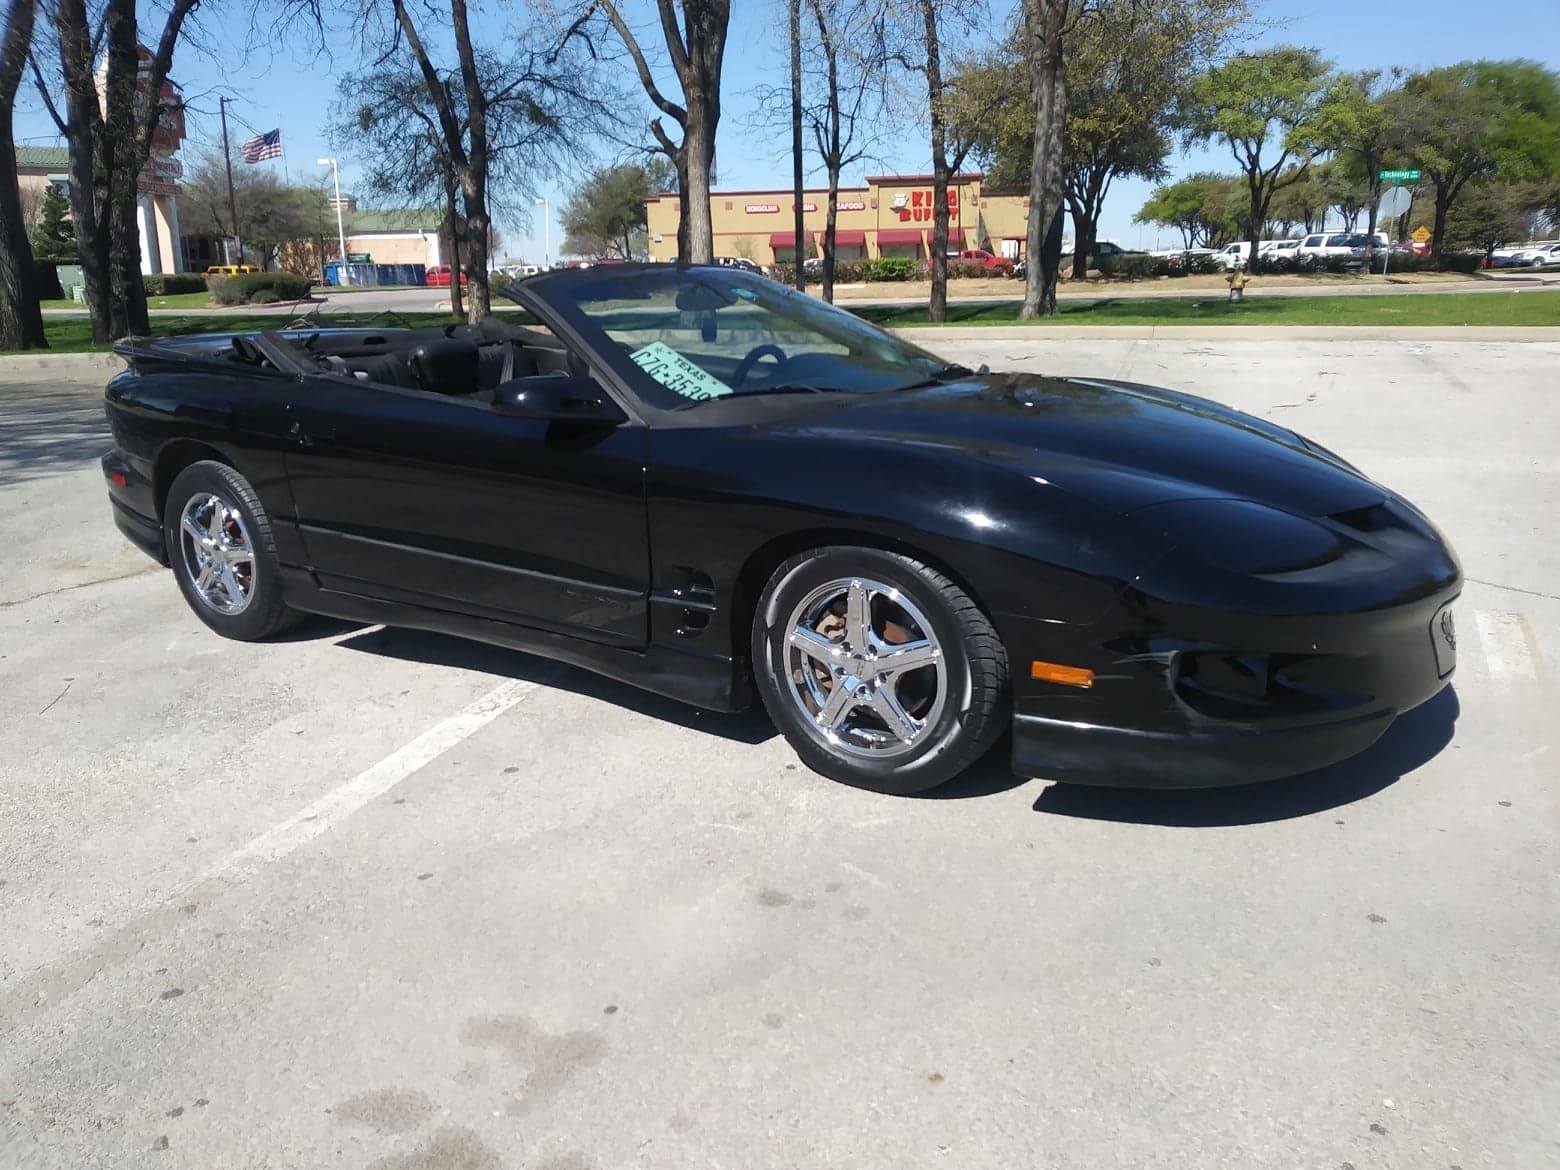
(0, 564, 162, 609)
(1466, 576, 1560, 602)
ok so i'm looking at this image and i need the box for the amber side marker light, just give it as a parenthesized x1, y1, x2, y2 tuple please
(1030, 661, 1095, 688)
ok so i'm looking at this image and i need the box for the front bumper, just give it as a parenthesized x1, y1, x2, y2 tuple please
(1004, 576, 1461, 789)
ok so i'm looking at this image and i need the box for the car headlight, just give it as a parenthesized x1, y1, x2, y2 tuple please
(1132, 498, 1344, 574)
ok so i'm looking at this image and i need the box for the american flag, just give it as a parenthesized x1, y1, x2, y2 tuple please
(241, 129, 283, 164)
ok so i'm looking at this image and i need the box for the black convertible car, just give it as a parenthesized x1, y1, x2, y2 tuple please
(102, 264, 1460, 794)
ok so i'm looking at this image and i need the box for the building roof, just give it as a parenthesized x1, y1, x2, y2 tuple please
(866, 172, 983, 184)
(16, 145, 71, 170)
(343, 207, 443, 234)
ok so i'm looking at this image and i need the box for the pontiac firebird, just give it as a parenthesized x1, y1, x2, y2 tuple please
(102, 264, 1460, 794)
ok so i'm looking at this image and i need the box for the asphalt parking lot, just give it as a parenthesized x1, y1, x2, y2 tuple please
(2, 337, 1556, 1170)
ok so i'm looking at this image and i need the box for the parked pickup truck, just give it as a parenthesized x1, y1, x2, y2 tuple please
(948, 248, 1015, 273)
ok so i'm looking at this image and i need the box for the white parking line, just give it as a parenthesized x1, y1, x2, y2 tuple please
(1472, 610, 1541, 682)
(220, 676, 547, 876)
(1, 675, 548, 1028)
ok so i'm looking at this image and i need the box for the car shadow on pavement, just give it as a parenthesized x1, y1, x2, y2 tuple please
(1029, 686, 1460, 827)
(334, 625, 779, 746)
(0, 383, 113, 485)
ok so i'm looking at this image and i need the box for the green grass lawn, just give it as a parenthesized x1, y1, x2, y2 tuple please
(41, 290, 217, 312)
(851, 289, 1560, 328)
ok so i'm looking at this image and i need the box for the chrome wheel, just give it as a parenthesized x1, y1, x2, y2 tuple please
(178, 491, 255, 615)
(783, 576, 947, 760)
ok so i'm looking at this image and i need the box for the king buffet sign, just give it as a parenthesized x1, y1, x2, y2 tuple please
(892, 189, 958, 223)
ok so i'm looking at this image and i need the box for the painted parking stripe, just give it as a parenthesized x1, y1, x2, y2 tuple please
(1, 675, 549, 1028)
(221, 676, 547, 874)
(1471, 610, 1541, 682)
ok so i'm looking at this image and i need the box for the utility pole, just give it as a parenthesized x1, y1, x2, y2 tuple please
(789, 0, 805, 291)
(218, 96, 241, 263)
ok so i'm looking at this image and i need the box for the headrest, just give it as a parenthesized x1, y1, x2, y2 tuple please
(407, 338, 480, 395)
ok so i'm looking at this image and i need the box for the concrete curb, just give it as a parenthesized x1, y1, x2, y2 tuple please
(890, 325, 1560, 342)
(0, 352, 124, 382)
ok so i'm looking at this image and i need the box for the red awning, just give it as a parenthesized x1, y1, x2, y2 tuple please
(769, 231, 801, 247)
(831, 229, 866, 246)
(876, 228, 924, 246)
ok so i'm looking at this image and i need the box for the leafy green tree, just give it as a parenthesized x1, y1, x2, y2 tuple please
(1390, 60, 1560, 261)
(1264, 165, 1328, 234)
(1134, 172, 1241, 247)
(28, 184, 76, 260)
(1181, 46, 1337, 270)
(1440, 180, 1548, 258)
(561, 159, 676, 260)
(1318, 69, 1400, 246)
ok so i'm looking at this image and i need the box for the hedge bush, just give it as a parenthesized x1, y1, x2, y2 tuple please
(144, 273, 208, 296)
(208, 272, 312, 305)
(1440, 252, 1483, 274)
(1095, 252, 1159, 278)
(864, 256, 919, 282)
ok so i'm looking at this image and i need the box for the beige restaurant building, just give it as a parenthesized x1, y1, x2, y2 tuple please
(643, 172, 1031, 266)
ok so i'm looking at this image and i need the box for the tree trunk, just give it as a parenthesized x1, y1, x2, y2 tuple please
(820, 13, 842, 305)
(444, 180, 464, 318)
(920, 0, 948, 323)
(0, 0, 46, 350)
(54, 0, 111, 343)
(1430, 183, 1450, 265)
(1037, 203, 1063, 315)
(461, 190, 490, 320)
(1019, 0, 1066, 319)
(1066, 195, 1090, 281)
(681, 100, 716, 264)
(1247, 171, 1264, 280)
(823, 164, 839, 304)
(109, 183, 148, 335)
(789, 0, 804, 291)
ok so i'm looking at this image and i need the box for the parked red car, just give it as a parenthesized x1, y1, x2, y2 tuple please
(426, 265, 469, 287)
(950, 247, 1015, 274)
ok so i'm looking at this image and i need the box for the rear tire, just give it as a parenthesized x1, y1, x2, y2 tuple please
(163, 460, 301, 641)
(751, 546, 1008, 795)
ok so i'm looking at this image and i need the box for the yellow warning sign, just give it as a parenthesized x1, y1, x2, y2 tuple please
(1411, 225, 1431, 243)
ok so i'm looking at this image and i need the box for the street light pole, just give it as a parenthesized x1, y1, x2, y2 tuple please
(535, 196, 549, 267)
(219, 97, 241, 264)
(317, 157, 350, 287)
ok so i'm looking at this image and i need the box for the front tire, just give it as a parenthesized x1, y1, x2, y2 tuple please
(751, 547, 1008, 794)
(163, 460, 300, 641)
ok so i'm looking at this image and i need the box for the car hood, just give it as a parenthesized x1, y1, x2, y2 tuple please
(810, 372, 1385, 517)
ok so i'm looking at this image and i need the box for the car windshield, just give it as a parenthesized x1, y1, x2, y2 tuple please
(519, 266, 951, 411)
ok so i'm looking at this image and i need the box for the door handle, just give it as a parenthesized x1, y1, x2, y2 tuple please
(289, 420, 336, 446)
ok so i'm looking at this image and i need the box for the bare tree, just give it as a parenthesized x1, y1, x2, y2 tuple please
(1018, 0, 1067, 317)
(36, 0, 199, 341)
(331, 62, 469, 316)
(901, 0, 986, 323)
(597, 0, 731, 264)
(365, 4, 615, 320)
(806, 0, 891, 302)
(1, 0, 46, 349)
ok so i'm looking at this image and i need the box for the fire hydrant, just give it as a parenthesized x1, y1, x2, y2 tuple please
(1226, 265, 1249, 304)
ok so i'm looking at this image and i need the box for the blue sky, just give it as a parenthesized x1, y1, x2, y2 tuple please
(14, 0, 1559, 261)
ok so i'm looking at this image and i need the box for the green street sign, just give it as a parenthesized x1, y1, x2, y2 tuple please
(1379, 168, 1422, 181)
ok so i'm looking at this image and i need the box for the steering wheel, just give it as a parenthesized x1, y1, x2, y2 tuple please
(730, 342, 788, 387)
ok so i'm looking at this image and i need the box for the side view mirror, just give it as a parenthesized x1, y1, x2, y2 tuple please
(493, 374, 628, 424)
